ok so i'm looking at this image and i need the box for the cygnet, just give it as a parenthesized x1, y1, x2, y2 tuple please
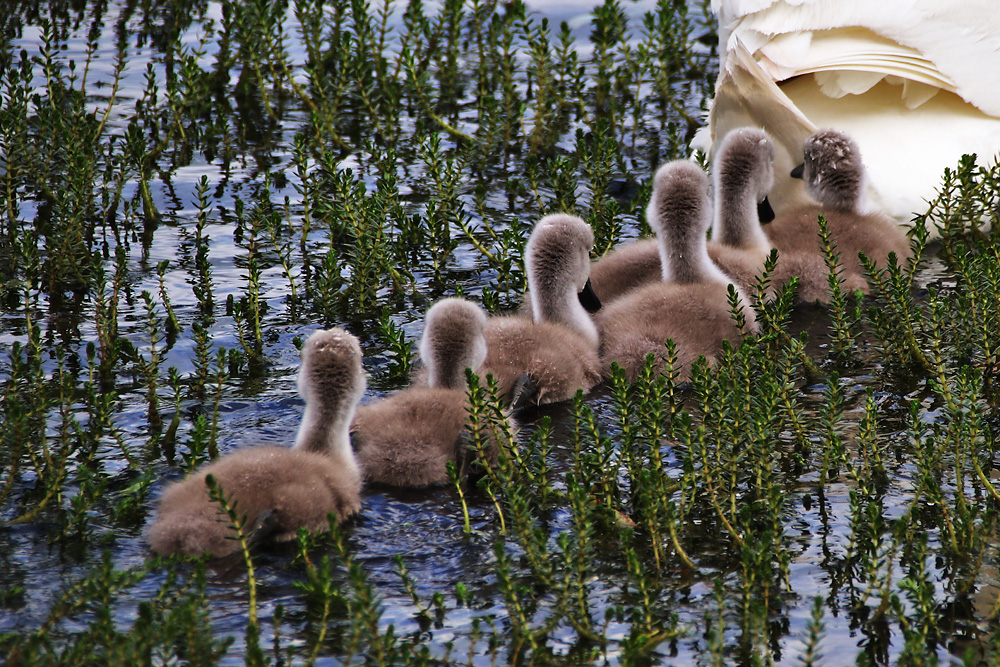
(352, 297, 509, 487)
(766, 129, 912, 302)
(588, 128, 777, 304)
(597, 160, 759, 382)
(707, 126, 778, 297)
(481, 214, 604, 404)
(148, 328, 365, 558)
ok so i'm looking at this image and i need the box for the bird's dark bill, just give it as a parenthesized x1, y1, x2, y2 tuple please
(578, 278, 602, 313)
(757, 196, 775, 223)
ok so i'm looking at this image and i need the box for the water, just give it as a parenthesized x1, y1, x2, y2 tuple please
(1, 0, 991, 665)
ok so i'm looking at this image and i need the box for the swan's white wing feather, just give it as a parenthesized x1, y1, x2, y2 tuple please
(759, 31, 957, 92)
(701, 0, 1000, 227)
(722, 0, 1000, 115)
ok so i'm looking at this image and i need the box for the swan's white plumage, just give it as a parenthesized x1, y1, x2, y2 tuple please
(697, 0, 1000, 228)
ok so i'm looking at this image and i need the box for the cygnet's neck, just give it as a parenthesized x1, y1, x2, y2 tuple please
(660, 217, 733, 287)
(294, 389, 362, 475)
(713, 183, 772, 255)
(661, 227, 754, 324)
(423, 338, 486, 390)
(530, 279, 600, 349)
(425, 361, 461, 391)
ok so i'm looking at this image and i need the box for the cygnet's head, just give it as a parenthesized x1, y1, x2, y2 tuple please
(298, 328, 366, 421)
(792, 130, 866, 211)
(419, 297, 489, 390)
(525, 214, 599, 315)
(713, 127, 776, 243)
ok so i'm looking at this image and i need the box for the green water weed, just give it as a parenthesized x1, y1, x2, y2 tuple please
(817, 214, 862, 361)
(230, 193, 267, 369)
(204, 474, 265, 666)
(374, 308, 416, 382)
(293, 530, 347, 666)
(191, 176, 216, 321)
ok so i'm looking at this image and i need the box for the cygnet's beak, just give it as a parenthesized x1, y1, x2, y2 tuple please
(790, 163, 805, 179)
(578, 278, 602, 313)
(757, 196, 775, 223)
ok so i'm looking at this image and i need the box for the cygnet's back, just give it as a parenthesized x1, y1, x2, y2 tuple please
(766, 129, 912, 301)
(597, 161, 757, 381)
(352, 298, 507, 487)
(588, 237, 661, 304)
(481, 214, 604, 404)
(707, 127, 778, 297)
(148, 329, 366, 558)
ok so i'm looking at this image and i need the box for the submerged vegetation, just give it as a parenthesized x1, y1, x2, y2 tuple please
(1, 0, 999, 664)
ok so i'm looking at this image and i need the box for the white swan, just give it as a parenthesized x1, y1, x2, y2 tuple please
(694, 0, 1000, 229)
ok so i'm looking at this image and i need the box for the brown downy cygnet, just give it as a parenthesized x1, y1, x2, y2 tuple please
(148, 328, 365, 558)
(707, 127, 778, 297)
(597, 160, 759, 382)
(481, 214, 604, 405)
(351, 297, 507, 487)
(766, 129, 912, 302)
